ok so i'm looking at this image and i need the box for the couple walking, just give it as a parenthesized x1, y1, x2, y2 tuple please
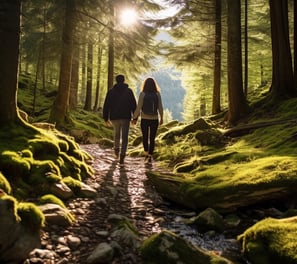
(103, 74, 163, 165)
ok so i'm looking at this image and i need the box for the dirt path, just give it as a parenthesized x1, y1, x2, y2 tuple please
(25, 144, 244, 264)
(27, 144, 168, 263)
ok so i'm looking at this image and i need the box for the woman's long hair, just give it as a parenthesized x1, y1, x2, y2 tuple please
(141, 77, 160, 93)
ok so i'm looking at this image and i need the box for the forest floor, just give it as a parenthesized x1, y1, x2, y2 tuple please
(24, 144, 244, 264)
(25, 144, 173, 263)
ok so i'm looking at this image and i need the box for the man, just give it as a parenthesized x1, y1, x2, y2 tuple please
(103, 74, 136, 164)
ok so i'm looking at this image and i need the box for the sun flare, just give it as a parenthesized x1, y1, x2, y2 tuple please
(119, 8, 138, 27)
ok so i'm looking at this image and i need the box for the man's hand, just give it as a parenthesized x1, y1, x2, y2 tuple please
(105, 120, 111, 127)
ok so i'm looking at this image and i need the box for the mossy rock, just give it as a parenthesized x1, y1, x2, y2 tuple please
(62, 176, 82, 195)
(17, 202, 45, 231)
(40, 194, 66, 208)
(28, 138, 60, 159)
(195, 129, 224, 146)
(238, 216, 297, 264)
(181, 118, 213, 134)
(187, 208, 225, 233)
(141, 230, 232, 264)
(0, 151, 31, 179)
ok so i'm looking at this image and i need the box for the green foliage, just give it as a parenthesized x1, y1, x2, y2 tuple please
(17, 202, 45, 230)
(40, 194, 66, 208)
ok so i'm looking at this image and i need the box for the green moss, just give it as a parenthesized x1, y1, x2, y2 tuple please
(174, 157, 199, 173)
(238, 217, 297, 264)
(28, 137, 60, 159)
(59, 151, 94, 181)
(21, 149, 33, 158)
(17, 202, 45, 230)
(141, 230, 232, 264)
(0, 150, 31, 179)
(147, 155, 297, 211)
(0, 172, 11, 194)
(62, 176, 82, 194)
(40, 194, 66, 208)
(29, 160, 61, 184)
(0, 195, 20, 222)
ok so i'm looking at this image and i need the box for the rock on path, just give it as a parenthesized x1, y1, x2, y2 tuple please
(25, 144, 167, 264)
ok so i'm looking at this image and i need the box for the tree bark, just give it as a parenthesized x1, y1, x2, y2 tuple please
(107, 2, 114, 91)
(227, 0, 249, 125)
(269, 0, 295, 99)
(84, 42, 93, 111)
(212, 0, 222, 115)
(0, 0, 22, 126)
(293, 0, 297, 90)
(49, 0, 75, 126)
(244, 0, 248, 96)
(93, 44, 103, 111)
(69, 44, 79, 110)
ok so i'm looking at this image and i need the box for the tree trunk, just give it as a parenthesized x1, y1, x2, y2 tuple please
(227, 0, 249, 125)
(244, 0, 248, 96)
(107, 2, 114, 91)
(49, 0, 75, 126)
(269, 0, 295, 99)
(80, 40, 87, 105)
(0, 0, 22, 126)
(93, 44, 103, 111)
(293, 0, 297, 90)
(69, 44, 79, 110)
(84, 42, 93, 111)
(212, 0, 222, 115)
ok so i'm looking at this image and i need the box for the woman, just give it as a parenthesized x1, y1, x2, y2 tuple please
(133, 77, 163, 163)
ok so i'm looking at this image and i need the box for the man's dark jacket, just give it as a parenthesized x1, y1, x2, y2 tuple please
(103, 83, 136, 121)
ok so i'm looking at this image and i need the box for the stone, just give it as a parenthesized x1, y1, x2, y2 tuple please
(66, 235, 81, 249)
(39, 203, 73, 227)
(50, 182, 73, 199)
(141, 230, 232, 264)
(80, 182, 97, 198)
(86, 242, 114, 264)
(188, 207, 225, 233)
(0, 198, 41, 263)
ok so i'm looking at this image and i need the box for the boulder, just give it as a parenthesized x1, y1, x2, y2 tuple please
(50, 182, 73, 199)
(141, 230, 233, 264)
(87, 242, 114, 264)
(0, 198, 40, 263)
(39, 203, 74, 227)
(187, 208, 225, 233)
(238, 216, 297, 264)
